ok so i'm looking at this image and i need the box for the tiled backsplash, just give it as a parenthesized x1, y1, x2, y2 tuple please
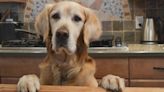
(0, 0, 163, 44)
(102, 0, 164, 44)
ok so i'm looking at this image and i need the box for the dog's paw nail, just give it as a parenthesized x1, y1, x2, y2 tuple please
(100, 75, 125, 92)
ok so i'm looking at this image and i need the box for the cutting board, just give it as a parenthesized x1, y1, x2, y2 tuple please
(0, 84, 164, 92)
(0, 84, 105, 92)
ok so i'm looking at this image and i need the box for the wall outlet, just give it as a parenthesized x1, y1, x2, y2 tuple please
(135, 16, 144, 29)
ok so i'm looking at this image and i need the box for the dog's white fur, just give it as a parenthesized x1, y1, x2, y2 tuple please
(17, 1, 125, 92)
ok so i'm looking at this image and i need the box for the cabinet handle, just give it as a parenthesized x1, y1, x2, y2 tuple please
(153, 67, 164, 70)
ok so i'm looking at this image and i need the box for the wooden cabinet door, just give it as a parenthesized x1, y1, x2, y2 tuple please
(95, 57, 129, 79)
(129, 57, 164, 79)
(129, 57, 164, 87)
(0, 56, 43, 84)
(95, 57, 129, 86)
(0, 56, 42, 77)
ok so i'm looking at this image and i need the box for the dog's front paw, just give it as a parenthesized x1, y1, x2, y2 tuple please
(100, 75, 125, 92)
(17, 74, 40, 92)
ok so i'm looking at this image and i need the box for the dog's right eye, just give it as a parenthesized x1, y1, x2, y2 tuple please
(72, 15, 82, 22)
(52, 13, 60, 20)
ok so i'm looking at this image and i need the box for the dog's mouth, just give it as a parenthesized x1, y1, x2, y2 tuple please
(54, 43, 73, 55)
(55, 36, 69, 53)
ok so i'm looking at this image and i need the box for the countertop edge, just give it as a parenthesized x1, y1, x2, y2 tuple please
(0, 47, 164, 57)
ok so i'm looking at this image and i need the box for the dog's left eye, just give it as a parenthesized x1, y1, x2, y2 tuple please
(72, 15, 82, 22)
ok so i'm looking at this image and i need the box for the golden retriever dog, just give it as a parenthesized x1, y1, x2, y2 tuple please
(17, 1, 125, 92)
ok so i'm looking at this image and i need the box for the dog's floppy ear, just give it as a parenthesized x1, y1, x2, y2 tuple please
(83, 8, 102, 46)
(35, 4, 54, 41)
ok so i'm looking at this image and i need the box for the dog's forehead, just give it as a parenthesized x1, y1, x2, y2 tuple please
(56, 1, 82, 9)
(51, 2, 84, 15)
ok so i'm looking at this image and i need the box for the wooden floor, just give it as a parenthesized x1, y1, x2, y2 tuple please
(0, 84, 164, 92)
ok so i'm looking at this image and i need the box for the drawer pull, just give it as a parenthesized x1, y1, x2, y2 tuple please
(153, 67, 164, 70)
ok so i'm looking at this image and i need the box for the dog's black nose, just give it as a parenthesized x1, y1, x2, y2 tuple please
(56, 31, 69, 40)
(56, 27, 69, 47)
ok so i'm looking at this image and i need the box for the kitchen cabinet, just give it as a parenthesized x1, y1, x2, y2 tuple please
(0, 56, 129, 85)
(95, 57, 129, 79)
(129, 57, 164, 87)
(0, 54, 164, 87)
(95, 57, 129, 86)
(0, 56, 43, 84)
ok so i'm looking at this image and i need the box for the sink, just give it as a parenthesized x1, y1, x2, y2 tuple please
(158, 44, 164, 50)
(89, 46, 129, 53)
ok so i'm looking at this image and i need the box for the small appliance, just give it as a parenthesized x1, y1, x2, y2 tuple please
(142, 18, 158, 44)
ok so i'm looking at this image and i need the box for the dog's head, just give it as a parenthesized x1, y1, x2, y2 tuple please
(35, 1, 102, 55)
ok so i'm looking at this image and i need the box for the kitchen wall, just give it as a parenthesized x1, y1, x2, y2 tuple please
(0, 0, 163, 44)
(102, 0, 164, 44)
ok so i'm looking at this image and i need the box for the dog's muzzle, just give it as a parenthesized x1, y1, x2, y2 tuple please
(54, 27, 74, 55)
(55, 29, 69, 47)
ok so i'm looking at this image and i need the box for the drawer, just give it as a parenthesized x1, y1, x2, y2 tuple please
(95, 58, 128, 79)
(0, 56, 42, 77)
(130, 79, 164, 87)
(1, 77, 19, 84)
(130, 57, 164, 79)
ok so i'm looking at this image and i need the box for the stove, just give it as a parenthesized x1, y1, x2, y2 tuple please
(1, 40, 45, 47)
(1, 39, 113, 47)
(89, 39, 113, 47)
